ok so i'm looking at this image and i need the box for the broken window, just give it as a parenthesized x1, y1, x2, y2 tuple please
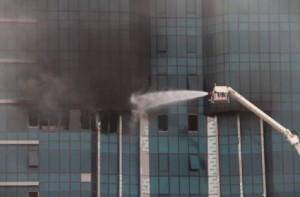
(28, 109, 70, 130)
(80, 110, 91, 130)
(39, 111, 49, 127)
(28, 110, 39, 127)
(90, 112, 97, 132)
(79, 111, 120, 133)
(48, 110, 58, 126)
(101, 113, 119, 133)
(188, 114, 198, 131)
(158, 115, 168, 131)
(60, 110, 70, 129)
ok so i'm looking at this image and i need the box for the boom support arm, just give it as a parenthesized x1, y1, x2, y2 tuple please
(210, 86, 300, 155)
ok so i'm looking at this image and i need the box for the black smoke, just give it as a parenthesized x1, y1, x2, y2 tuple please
(9, 1, 150, 110)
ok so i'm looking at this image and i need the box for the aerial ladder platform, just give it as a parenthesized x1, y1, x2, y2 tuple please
(209, 85, 300, 155)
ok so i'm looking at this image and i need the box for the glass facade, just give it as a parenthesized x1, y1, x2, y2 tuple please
(149, 0, 207, 196)
(0, 0, 299, 197)
(202, 0, 300, 196)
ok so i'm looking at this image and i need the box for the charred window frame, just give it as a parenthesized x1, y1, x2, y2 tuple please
(188, 114, 198, 131)
(28, 109, 39, 127)
(80, 110, 92, 131)
(101, 113, 119, 134)
(39, 111, 49, 127)
(158, 115, 168, 131)
(80, 111, 119, 133)
(28, 109, 69, 130)
(48, 110, 58, 126)
(60, 110, 70, 129)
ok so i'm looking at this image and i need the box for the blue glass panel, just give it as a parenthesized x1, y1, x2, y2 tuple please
(189, 155, 200, 171)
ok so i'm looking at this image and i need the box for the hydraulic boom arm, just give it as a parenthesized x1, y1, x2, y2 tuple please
(210, 86, 300, 155)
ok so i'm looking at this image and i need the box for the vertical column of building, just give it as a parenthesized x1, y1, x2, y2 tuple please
(96, 113, 101, 197)
(237, 114, 244, 197)
(207, 116, 220, 197)
(119, 115, 123, 197)
(139, 113, 150, 197)
(260, 119, 267, 197)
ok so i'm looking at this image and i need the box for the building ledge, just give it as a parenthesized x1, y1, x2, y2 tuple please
(0, 182, 39, 186)
(0, 140, 39, 145)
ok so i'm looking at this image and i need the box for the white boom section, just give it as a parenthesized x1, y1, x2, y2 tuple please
(211, 86, 300, 155)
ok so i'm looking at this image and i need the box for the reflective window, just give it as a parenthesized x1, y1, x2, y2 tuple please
(189, 155, 200, 171)
(187, 36, 196, 53)
(28, 151, 39, 167)
(187, 74, 198, 90)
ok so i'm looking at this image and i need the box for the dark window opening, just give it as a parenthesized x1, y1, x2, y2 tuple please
(29, 109, 70, 130)
(101, 113, 119, 133)
(188, 115, 198, 131)
(60, 110, 70, 130)
(39, 111, 48, 127)
(80, 111, 120, 133)
(48, 110, 58, 126)
(28, 151, 39, 167)
(158, 115, 168, 131)
(28, 110, 39, 127)
(80, 110, 91, 130)
(90, 112, 97, 132)
(189, 155, 200, 171)
(80, 111, 98, 132)
(28, 192, 39, 197)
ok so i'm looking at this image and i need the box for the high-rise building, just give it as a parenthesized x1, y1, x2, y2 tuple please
(0, 0, 299, 197)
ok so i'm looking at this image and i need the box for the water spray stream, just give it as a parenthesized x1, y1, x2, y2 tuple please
(131, 90, 208, 112)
